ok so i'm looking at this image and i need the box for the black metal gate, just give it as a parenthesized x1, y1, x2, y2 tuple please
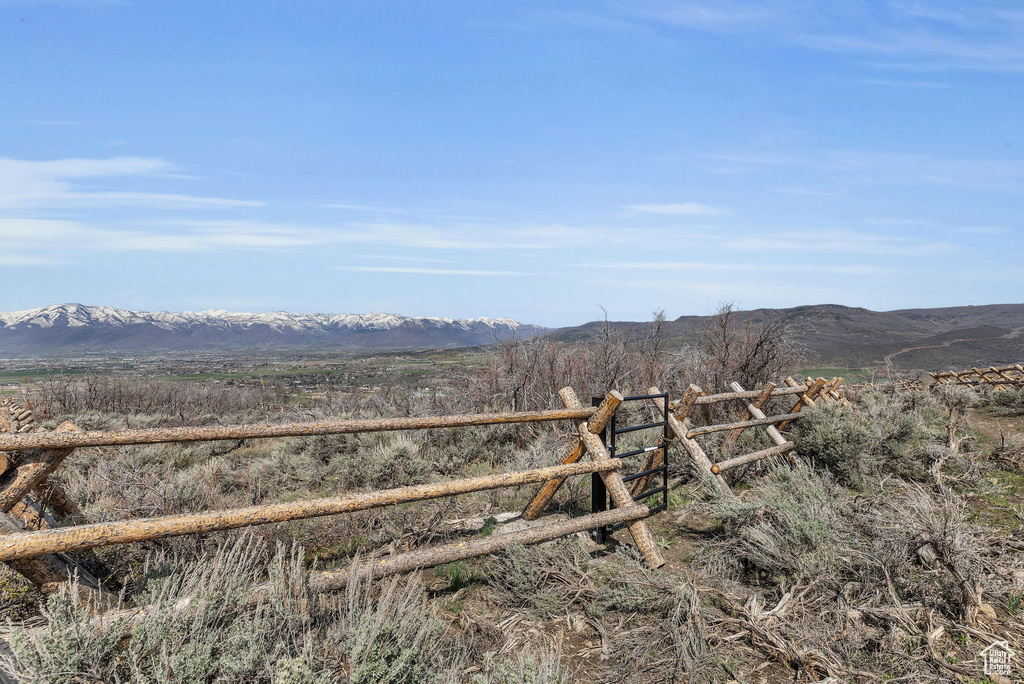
(591, 392, 670, 543)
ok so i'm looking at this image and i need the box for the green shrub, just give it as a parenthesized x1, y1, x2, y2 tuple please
(791, 404, 875, 489)
(990, 387, 1024, 415)
(329, 435, 431, 489)
(435, 560, 482, 591)
(705, 467, 843, 580)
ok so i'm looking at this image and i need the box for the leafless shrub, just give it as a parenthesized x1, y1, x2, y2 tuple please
(933, 384, 981, 451)
(34, 375, 287, 425)
(677, 303, 803, 395)
(456, 312, 670, 412)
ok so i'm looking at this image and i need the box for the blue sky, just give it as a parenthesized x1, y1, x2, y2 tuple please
(1, 1, 1022, 326)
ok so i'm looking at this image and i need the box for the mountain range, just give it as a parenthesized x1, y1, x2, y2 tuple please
(2, 302, 1023, 369)
(0, 304, 544, 354)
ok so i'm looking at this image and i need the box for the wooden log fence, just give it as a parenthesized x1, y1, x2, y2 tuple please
(521, 391, 622, 520)
(931, 364, 1024, 391)
(655, 377, 847, 496)
(0, 379, 835, 599)
(0, 390, 670, 602)
(312, 505, 650, 589)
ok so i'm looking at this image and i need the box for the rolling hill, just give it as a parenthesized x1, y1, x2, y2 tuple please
(549, 303, 1024, 370)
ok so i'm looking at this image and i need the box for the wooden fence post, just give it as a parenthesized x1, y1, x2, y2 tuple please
(728, 381, 801, 467)
(0, 422, 82, 512)
(522, 389, 622, 520)
(778, 378, 826, 430)
(560, 388, 665, 568)
(663, 387, 733, 496)
(722, 381, 775, 451)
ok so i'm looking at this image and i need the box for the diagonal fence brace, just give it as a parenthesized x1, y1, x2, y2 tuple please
(522, 389, 622, 520)
(560, 388, 665, 568)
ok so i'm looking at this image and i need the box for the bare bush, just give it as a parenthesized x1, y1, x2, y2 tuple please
(455, 312, 670, 412)
(677, 303, 803, 394)
(487, 539, 595, 617)
(33, 375, 287, 425)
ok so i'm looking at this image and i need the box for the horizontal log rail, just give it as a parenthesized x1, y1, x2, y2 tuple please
(688, 384, 808, 405)
(669, 384, 808, 411)
(685, 410, 807, 438)
(0, 407, 598, 453)
(311, 505, 650, 588)
(711, 442, 796, 474)
(0, 459, 623, 561)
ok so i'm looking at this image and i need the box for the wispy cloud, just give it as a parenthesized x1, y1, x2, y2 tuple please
(339, 266, 534, 276)
(0, 214, 622, 267)
(624, 1, 780, 34)
(320, 202, 410, 214)
(629, 202, 727, 216)
(707, 148, 1024, 193)
(856, 78, 949, 88)
(955, 225, 1008, 235)
(612, 1, 1024, 73)
(573, 260, 895, 277)
(0, 156, 262, 210)
(723, 229, 953, 256)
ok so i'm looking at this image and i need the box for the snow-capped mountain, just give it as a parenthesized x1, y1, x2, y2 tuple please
(0, 304, 545, 354)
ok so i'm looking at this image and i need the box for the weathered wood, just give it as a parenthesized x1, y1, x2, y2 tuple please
(312, 505, 650, 589)
(0, 511, 71, 585)
(728, 381, 797, 466)
(0, 407, 598, 453)
(690, 385, 805, 405)
(0, 509, 116, 603)
(661, 396, 732, 496)
(0, 459, 623, 562)
(521, 389, 623, 521)
(711, 442, 796, 473)
(9, 494, 59, 530)
(686, 411, 808, 438)
(822, 377, 844, 402)
(672, 385, 702, 423)
(778, 378, 825, 430)
(0, 422, 81, 512)
(34, 479, 84, 523)
(560, 388, 664, 568)
(588, 391, 622, 434)
(87, 506, 652, 632)
(722, 381, 775, 449)
(698, 390, 713, 424)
